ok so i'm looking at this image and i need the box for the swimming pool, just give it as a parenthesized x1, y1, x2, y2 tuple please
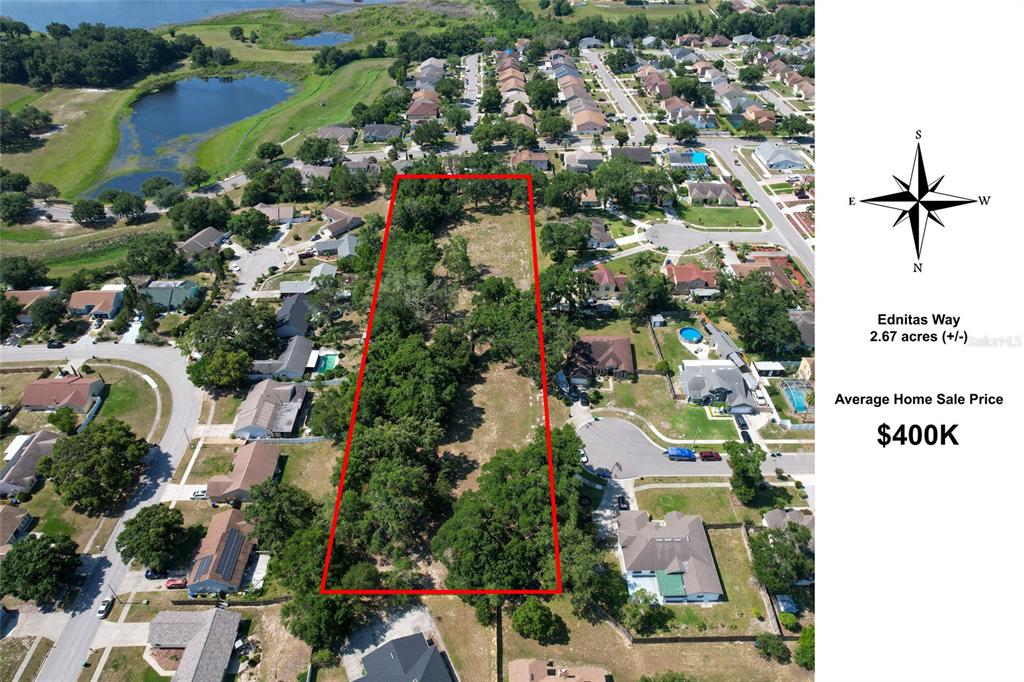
(679, 327, 703, 343)
(784, 385, 809, 413)
(315, 354, 339, 373)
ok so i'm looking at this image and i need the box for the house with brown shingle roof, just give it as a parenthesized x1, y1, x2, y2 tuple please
(21, 375, 104, 413)
(566, 336, 635, 384)
(743, 104, 776, 130)
(317, 125, 355, 144)
(509, 150, 549, 171)
(406, 99, 439, 123)
(231, 379, 308, 440)
(3, 288, 60, 324)
(320, 207, 364, 238)
(686, 181, 738, 206)
(705, 35, 730, 47)
(207, 442, 280, 503)
(0, 505, 33, 558)
(590, 263, 627, 299)
(68, 290, 122, 319)
(572, 109, 607, 133)
(508, 113, 535, 131)
(253, 203, 294, 224)
(617, 510, 724, 603)
(187, 508, 255, 595)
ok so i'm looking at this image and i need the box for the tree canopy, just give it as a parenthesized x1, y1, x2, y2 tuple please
(0, 533, 80, 604)
(116, 505, 187, 570)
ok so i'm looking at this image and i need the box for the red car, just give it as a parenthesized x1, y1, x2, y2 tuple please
(164, 577, 187, 589)
(699, 451, 722, 462)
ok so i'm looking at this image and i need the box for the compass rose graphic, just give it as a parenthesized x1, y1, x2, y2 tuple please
(861, 143, 976, 259)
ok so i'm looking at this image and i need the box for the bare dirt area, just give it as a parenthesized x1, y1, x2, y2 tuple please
(441, 210, 537, 290)
(236, 604, 311, 682)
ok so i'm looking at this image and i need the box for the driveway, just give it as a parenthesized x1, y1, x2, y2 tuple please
(340, 606, 438, 680)
(230, 241, 289, 300)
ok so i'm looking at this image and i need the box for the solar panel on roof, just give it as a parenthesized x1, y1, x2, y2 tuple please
(215, 528, 245, 578)
(195, 555, 213, 580)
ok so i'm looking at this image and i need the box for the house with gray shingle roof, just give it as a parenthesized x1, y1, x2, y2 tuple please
(0, 430, 60, 496)
(251, 335, 314, 380)
(231, 379, 308, 439)
(679, 360, 758, 414)
(148, 608, 241, 682)
(354, 632, 456, 682)
(755, 142, 807, 170)
(617, 510, 723, 603)
(276, 294, 309, 337)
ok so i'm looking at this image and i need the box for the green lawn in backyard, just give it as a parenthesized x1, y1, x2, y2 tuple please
(280, 440, 341, 503)
(195, 58, 394, 175)
(602, 375, 738, 440)
(182, 444, 236, 483)
(679, 205, 763, 228)
(597, 251, 656, 276)
(213, 392, 245, 423)
(576, 315, 659, 370)
(22, 481, 109, 552)
(636, 486, 739, 524)
(651, 313, 699, 369)
(0, 87, 135, 197)
(664, 528, 772, 636)
(157, 313, 184, 335)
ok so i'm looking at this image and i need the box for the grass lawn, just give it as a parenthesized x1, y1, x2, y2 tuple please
(0, 637, 32, 682)
(92, 359, 173, 442)
(636, 486, 739, 524)
(737, 147, 768, 181)
(96, 367, 159, 440)
(500, 593, 809, 682)
(182, 444, 236, 483)
(635, 475, 729, 486)
(603, 375, 738, 440)
(651, 312, 699, 369)
(598, 251, 654, 276)
(22, 481, 111, 552)
(97, 647, 164, 682)
(766, 182, 794, 193)
(21, 637, 53, 681)
(0, 87, 136, 197)
(195, 58, 394, 175)
(576, 315, 659, 370)
(664, 528, 773, 637)
(157, 313, 184, 335)
(1, 82, 41, 110)
(679, 205, 763, 228)
(0, 368, 45, 410)
(439, 208, 537, 291)
(174, 24, 314, 64)
(213, 392, 245, 423)
(1, 219, 172, 264)
(78, 648, 104, 682)
(115, 590, 207, 624)
(279, 440, 341, 504)
(422, 595, 496, 682)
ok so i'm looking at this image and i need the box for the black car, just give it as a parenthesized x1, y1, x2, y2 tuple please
(616, 495, 630, 511)
(579, 394, 590, 407)
(740, 430, 753, 444)
(734, 414, 749, 430)
(46, 340, 64, 349)
(145, 569, 169, 580)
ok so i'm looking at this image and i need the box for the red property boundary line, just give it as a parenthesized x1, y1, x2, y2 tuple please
(319, 173, 564, 595)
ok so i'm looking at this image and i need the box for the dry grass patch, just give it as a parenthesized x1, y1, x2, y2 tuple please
(441, 210, 537, 290)
(423, 595, 496, 682)
(235, 604, 311, 682)
(280, 440, 341, 503)
(0, 637, 32, 682)
(114, 590, 207, 624)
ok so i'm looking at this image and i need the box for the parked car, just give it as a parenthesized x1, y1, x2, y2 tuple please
(46, 340, 64, 349)
(579, 394, 590, 407)
(666, 447, 696, 462)
(96, 597, 114, 619)
(145, 569, 169, 580)
(755, 391, 768, 407)
(191, 489, 208, 500)
(740, 430, 753, 444)
(734, 414, 749, 430)
(93, 319, 104, 329)
(579, 447, 589, 464)
(699, 450, 721, 461)
(770, 451, 783, 458)
(165, 577, 187, 589)
(616, 495, 630, 511)
(310, 234, 321, 241)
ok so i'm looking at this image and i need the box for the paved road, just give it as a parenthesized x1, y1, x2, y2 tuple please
(463, 53, 481, 125)
(581, 49, 651, 142)
(2, 343, 200, 681)
(577, 417, 813, 479)
(229, 232, 292, 300)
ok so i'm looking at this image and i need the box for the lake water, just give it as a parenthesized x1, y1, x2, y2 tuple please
(288, 31, 353, 47)
(89, 75, 295, 196)
(3, 0, 394, 31)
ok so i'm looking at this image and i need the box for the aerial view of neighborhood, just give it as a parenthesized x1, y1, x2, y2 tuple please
(0, 0, 816, 680)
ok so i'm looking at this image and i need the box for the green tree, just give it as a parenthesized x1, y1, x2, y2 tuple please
(526, 74, 559, 110)
(621, 588, 664, 635)
(364, 458, 435, 558)
(749, 522, 814, 593)
(47, 406, 78, 434)
(38, 419, 149, 514)
(25, 182, 59, 200)
(228, 208, 273, 244)
(256, 142, 284, 161)
(478, 87, 502, 113)
(0, 256, 48, 289)
(755, 633, 791, 663)
(115, 505, 187, 570)
(614, 130, 629, 147)
(182, 165, 210, 188)
(245, 481, 320, 553)
(30, 294, 66, 330)
(543, 171, 590, 213)
(140, 176, 174, 197)
(0, 192, 33, 224)
(794, 624, 814, 670)
(296, 136, 341, 166)
(723, 270, 802, 355)
(435, 76, 464, 102)
(168, 196, 230, 236)
(0, 295, 22, 339)
(725, 440, 765, 504)
(0, 534, 80, 604)
(778, 611, 798, 630)
(229, 26, 244, 41)
(71, 199, 107, 224)
(443, 105, 470, 134)
(411, 120, 447, 148)
(185, 347, 251, 389)
(669, 122, 699, 143)
(125, 233, 184, 278)
(620, 254, 670, 324)
(442, 234, 474, 282)
(0, 169, 31, 193)
(511, 598, 564, 643)
(593, 155, 643, 207)
(605, 48, 637, 73)
(537, 112, 571, 142)
(540, 220, 589, 263)
(739, 65, 765, 88)
(109, 191, 146, 223)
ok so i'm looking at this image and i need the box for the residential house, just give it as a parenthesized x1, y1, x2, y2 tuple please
(578, 37, 603, 49)
(780, 70, 806, 88)
(691, 60, 716, 79)
(147, 609, 241, 682)
(251, 335, 314, 380)
(766, 59, 793, 79)
(788, 309, 815, 348)
(310, 262, 338, 279)
(730, 259, 797, 293)
(610, 147, 653, 164)
(353, 632, 455, 682)
(515, 37, 531, 53)
(791, 43, 814, 59)
(177, 227, 228, 260)
(508, 113, 535, 132)
(276, 293, 309, 337)
(641, 72, 672, 99)
(254, 203, 294, 224)
(751, 49, 776, 65)
(502, 93, 532, 115)
(732, 34, 760, 46)
(664, 262, 717, 293)
(207, 442, 280, 503)
(743, 104, 776, 131)
(572, 109, 607, 133)
(663, 99, 716, 128)
(320, 208, 364, 238)
(509, 150, 549, 171)
(278, 281, 316, 296)
(564, 151, 604, 173)
(617, 510, 724, 603)
(716, 84, 756, 114)
(68, 290, 122, 319)
(362, 124, 403, 143)
(580, 187, 601, 208)
(345, 158, 380, 175)
(763, 509, 816, 554)
(317, 125, 355, 144)
(315, 233, 358, 258)
(407, 99, 440, 123)
(141, 280, 199, 310)
(565, 336, 636, 385)
(187, 508, 255, 595)
(509, 660, 608, 682)
(641, 36, 659, 48)
(590, 263, 627, 299)
(704, 319, 747, 369)
(755, 142, 807, 170)
(679, 360, 758, 413)
(2, 288, 59, 324)
(798, 356, 815, 381)
(20, 375, 104, 413)
(676, 33, 702, 47)
(0, 505, 33, 558)
(769, 34, 791, 46)
(668, 47, 697, 63)
(793, 79, 815, 100)
(231, 379, 308, 440)
(666, 150, 709, 169)
(686, 181, 737, 205)
(584, 216, 615, 249)
(0, 430, 60, 496)
(300, 165, 331, 184)
(704, 35, 730, 47)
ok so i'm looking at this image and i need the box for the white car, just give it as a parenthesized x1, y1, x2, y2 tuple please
(579, 447, 589, 464)
(191, 489, 208, 500)
(96, 597, 114, 619)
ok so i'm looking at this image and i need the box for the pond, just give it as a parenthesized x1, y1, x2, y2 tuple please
(89, 75, 295, 196)
(289, 32, 354, 47)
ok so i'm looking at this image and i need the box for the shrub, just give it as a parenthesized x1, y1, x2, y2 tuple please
(752, 606, 762, 620)
(755, 633, 790, 663)
(794, 480, 804, 489)
(778, 612, 798, 631)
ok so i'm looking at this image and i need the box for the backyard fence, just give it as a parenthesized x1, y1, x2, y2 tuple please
(171, 596, 291, 607)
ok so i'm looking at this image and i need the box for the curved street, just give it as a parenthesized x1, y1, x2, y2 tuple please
(1, 342, 200, 681)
